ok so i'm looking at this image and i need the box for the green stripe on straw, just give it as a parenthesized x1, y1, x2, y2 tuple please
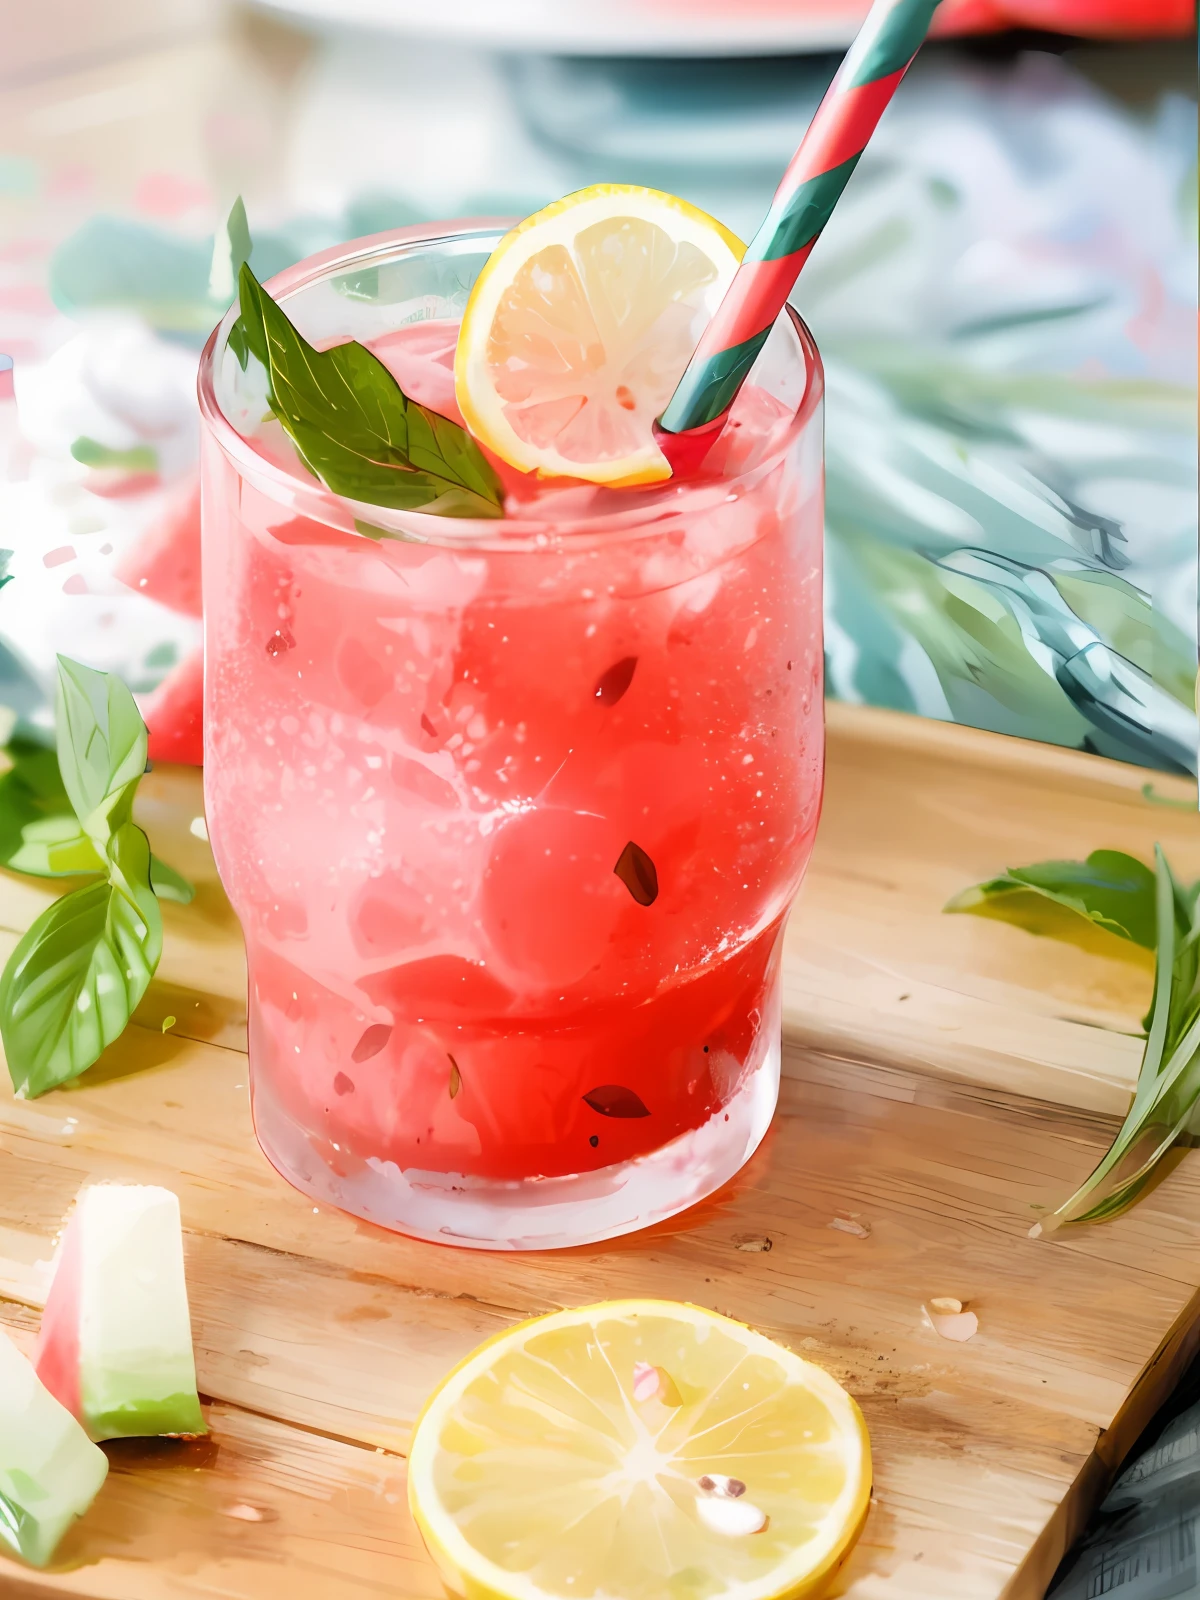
(683, 330, 774, 425)
(845, 1, 940, 84)
(755, 156, 862, 262)
(657, 0, 943, 456)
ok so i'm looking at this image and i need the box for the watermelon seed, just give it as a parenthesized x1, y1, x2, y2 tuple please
(583, 1085, 650, 1118)
(352, 1024, 392, 1063)
(593, 656, 637, 707)
(614, 841, 658, 906)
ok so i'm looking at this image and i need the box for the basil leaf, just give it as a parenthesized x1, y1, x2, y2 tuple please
(54, 656, 147, 840)
(945, 848, 1157, 950)
(0, 823, 161, 1097)
(148, 854, 195, 905)
(237, 262, 504, 519)
(0, 665, 176, 1097)
(0, 737, 75, 868)
(0, 735, 193, 900)
(8, 815, 105, 877)
(106, 822, 163, 960)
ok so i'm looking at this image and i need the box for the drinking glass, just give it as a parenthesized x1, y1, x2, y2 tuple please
(197, 221, 824, 1249)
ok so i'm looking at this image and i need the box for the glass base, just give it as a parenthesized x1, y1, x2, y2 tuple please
(250, 1026, 780, 1251)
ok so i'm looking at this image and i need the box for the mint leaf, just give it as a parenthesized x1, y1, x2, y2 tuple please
(215, 197, 255, 361)
(945, 849, 1157, 950)
(54, 656, 147, 841)
(0, 826, 161, 1098)
(70, 437, 158, 474)
(227, 317, 249, 370)
(226, 199, 266, 374)
(236, 262, 504, 519)
(209, 195, 252, 306)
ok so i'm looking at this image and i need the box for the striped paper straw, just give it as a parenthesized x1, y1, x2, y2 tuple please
(658, 0, 942, 449)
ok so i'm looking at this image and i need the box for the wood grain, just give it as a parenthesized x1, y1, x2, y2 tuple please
(1, 705, 1199, 1600)
(788, 703, 1199, 1114)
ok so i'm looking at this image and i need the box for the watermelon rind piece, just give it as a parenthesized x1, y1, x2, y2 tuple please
(36, 1184, 205, 1443)
(0, 1326, 107, 1568)
(79, 1186, 205, 1441)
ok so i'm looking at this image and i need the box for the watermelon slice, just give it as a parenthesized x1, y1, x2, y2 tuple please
(34, 1185, 206, 1442)
(141, 647, 204, 767)
(0, 1325, 108, 1567)
(118, 473, 205, 765)
(115, 476, 202, 617)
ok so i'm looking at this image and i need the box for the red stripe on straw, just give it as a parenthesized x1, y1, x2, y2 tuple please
(698, 248, 816, 354)
(774, 66, 906, 193)
(659, 0, 942, 449)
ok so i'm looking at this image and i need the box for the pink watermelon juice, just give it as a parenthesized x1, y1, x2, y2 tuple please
(198, 224, 824, 1249)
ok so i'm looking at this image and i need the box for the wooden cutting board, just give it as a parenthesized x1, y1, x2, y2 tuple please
(2, 701, 1199, 1600)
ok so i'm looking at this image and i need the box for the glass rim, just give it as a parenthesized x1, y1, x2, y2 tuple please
(196, 218, 825, 552)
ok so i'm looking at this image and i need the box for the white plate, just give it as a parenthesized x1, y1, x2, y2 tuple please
(253, 0, 863, 57)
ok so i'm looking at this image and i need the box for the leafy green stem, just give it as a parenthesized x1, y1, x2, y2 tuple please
(948, 840, 1200, 1229)
(0, 659, 181, 1097)
(233, 262, 504, 520)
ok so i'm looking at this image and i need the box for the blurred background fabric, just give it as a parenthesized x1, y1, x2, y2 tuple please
(0, 0, 1195, 775)
(1048, 1349, 1200, 1600)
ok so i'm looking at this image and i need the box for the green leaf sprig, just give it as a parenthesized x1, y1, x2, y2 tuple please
(945, 849, 1159, 953)
(947, 845, 1200, 1228)
(208, 194, 252, 307)
(231, 261, 504, 520)
(0, 732, 192, 902)
(0, 658, 193, 1098)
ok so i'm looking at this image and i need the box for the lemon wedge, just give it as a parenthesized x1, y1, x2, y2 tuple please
(455, 186, 744, 486)
(408, 1299, 871, 1600)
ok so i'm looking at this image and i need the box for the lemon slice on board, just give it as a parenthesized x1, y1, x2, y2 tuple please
(455, 186, 744, 487)
(408, 1299, 871, 1600)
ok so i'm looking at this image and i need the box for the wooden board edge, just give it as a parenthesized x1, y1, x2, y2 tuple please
(1002, 1285, 1200, 1600)
(826, 701, 1197, 806)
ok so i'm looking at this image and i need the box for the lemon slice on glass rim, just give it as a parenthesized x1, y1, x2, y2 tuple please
(455, 185, 744, 487)
(408, 1299, 872, 1600)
